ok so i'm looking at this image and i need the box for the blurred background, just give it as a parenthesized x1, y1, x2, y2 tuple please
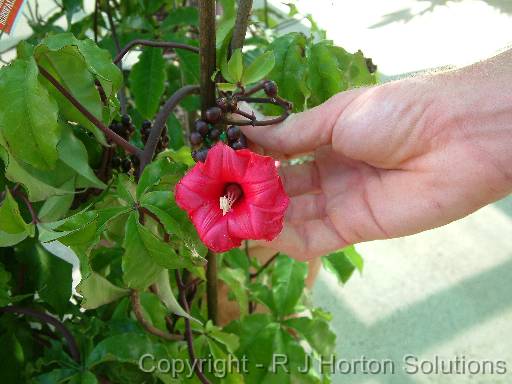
(2, 1, 512, 383)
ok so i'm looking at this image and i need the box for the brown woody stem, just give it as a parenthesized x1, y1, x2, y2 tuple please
(113, 40, 199, 64)
(130, 290, 184, 341)
(175, 270, 212, 384)
(139, 85, 200, 173)
(231, 0, 253, 51)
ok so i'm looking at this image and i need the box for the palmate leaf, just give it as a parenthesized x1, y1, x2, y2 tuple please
(33, 33, 122, 146)
(17, 242, 73, 316)
(0, 58, 60, 170)
(271, 254, 308, 317)
(0, 189, 35, 247)
(86, 333, 169, 369)
(265, 33, 308, 114)
(129, 47, 166, 119)
(35, 45, 106, 145)
(36, 33, 122, 99)
(322, 245, 363, 284)
(241, 51, 275, 85)
(307, 40, 344, 108)
(0, 190, 34, 235)
(218, 267, 249, 318)
(58, 123, 106, 189)
(154, 270, 200, 323)
(121, 212, 166, 290)
(76, 272, 129, 310)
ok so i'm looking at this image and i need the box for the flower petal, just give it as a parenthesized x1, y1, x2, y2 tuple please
(191, 202, 241, 252)
(175, 166, 223, 211)
(204, 142, 251, 182)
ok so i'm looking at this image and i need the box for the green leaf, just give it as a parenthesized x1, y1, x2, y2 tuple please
(162, 7, 199, 29)
(154, 270, 200, 323)
(139, 291, 169, 331)
(0, 135, 75, 202)
(248, 282, 275, 313)
(242, 51, 275, 84)
(218, 267, 248, 318)
(227, 49, 243, 83)
(167, 113, 184, 150)
(136, 157, 186, 199)
(36, 33, 121, 99)
(322, 245, 363, 284)
(216, 82, 237, 92)
(18, 242, 72, 315)
(330, 47, 376, 88)
(0, 232, 29, 247)
(0, 190, 33, 235)
(69, 371, 98, 384)
(284, 315, 336, 358)
(0, 58, 60, 170)
(38, 179, 75, 222)
(272, 254, 308, 317)
(37, 210, 98, 243)
(35, 45, 106, 145)
(32, 369, 77, 384)
(0, 262, 11, 306)
(176, 47, 200, 84)
(222, 248, 249, 271)
(140, 191, 206, 258)
(307, 41, 344, 107)
(266, 33, 308, 114)
(86, 333, 168, 368)
(58, 123, 106, 189)
(236, 314, 281, 382)
(63, 0, 83, 25)
(129, 47, 166, 119)
(122, 212, 164, 290)
(116, 174, 136, 205)
(76, 272, 129, 310)
(0, 333, 25, 383)
(205, 320, 239, 353)
(135, 217, 181, 268)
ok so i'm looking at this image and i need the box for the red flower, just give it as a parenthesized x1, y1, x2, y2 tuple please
(175, 142, 289, 252)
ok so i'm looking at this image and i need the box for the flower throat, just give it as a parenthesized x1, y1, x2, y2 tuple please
(220, 183, 243, 216)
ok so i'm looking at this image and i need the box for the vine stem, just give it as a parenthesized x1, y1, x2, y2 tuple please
(130, 290, 184, 341)
(231, 0, 253, 51)
(199, 0, 219, 325)
(198, 0, 217, 115)
(38, 65, 142, 157)
(0, 306, 80, 363)
(138, 85, 200, 173)
(113, 40, 199, 65)
(250, 252, 279, 279)
(175, 270, 212, 384)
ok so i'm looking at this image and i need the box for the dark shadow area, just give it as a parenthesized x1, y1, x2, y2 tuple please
(314, 256, 512, 383)
(370, 0, 512, 29)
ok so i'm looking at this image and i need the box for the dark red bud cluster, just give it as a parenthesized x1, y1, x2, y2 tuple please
(110, 114, 135, 140)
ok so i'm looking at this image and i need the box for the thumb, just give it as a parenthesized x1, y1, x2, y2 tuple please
(240, 88, 365, 156)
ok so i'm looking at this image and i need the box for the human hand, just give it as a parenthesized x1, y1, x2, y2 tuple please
(242, 54, 512, 260)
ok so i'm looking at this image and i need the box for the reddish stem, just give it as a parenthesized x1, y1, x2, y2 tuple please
(38, 65, 142, 157)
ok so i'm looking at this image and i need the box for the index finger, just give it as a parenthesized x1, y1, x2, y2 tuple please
(241, 88, 365, 156)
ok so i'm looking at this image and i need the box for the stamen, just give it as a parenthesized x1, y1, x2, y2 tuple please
(219, 184, 243, 216)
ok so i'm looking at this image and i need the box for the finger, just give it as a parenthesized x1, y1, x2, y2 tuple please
(241, 88, 365, 155)
(262, 217, 348, 261)
(286, 193, 326, 222)
(279, 162, 321, 196)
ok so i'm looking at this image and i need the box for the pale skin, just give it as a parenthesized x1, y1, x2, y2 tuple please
(242, 49, 512, 261)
